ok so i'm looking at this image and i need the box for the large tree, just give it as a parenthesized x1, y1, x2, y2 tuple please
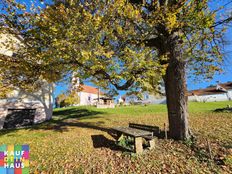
(1, 0, 232, 140)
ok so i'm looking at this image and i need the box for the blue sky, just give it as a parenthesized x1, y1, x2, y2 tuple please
(187, 27, 232, 91)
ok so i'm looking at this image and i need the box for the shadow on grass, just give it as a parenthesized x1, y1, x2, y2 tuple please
(52, 108, 105, 120)
(0, 108, 111, 135)
(91, 135, 131, 153)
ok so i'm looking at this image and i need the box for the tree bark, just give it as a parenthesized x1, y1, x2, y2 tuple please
(163, 34, 191, 140)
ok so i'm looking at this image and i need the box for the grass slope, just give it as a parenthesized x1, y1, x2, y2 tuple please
(0, 101, 231, 173)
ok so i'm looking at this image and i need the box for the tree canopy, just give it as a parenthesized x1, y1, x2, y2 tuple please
(0, 0, 231, 93)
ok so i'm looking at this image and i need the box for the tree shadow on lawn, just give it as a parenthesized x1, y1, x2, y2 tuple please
(91, 134, 132, 153)
(0, 108, 166, 154)
(0, 108, 111, 135)
(52, 108, 105, 120)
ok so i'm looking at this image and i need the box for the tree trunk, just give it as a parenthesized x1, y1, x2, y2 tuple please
(164, 34, 191, 140)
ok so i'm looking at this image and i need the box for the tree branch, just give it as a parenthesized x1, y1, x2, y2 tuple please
(211, 16, 232, 28)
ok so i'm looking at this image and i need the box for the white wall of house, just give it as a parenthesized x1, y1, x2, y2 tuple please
(227, 90, 232, 100)
(0, 33, 21, 56)
(0, 83, 54, 129)
(142, 92, 166, 104)
(124, 92, 166, 104)
(188, 90, 232, 102)
(78, 92, 102, 106)
(1, 33, 54, 129)
(188, 94, 225, 102)
(125, 89, 232, 104)
(125, 94, 138, 104)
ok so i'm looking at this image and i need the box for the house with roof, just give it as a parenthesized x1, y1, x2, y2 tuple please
(0, 33, 54, 129)
(188, 82, 232, 102)
(121, 91, 166, 105)
(77, 85, 114, 107)
(121, 82, 232, 105)
(77, 85, 105, 106)
(120, 91, 166, 104)
(120, 85, 166, 105)
(71, 74, 114, 107)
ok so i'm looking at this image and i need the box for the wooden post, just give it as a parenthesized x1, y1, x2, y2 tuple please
(134, 137, 143, 153)
(164, 123, 168, 140)
(98, 88, 100, 103)
(149, 139, 155, 149)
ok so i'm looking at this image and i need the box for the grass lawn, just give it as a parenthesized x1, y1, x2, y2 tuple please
(0, 101, 232, 173)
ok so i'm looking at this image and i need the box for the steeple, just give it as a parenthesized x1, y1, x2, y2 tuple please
(71, 72, 80, 91)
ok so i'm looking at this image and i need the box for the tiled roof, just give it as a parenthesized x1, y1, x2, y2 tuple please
(79, 85, 104, 95)
(188, 82, 232, 96)
(219, 82, 232, 90)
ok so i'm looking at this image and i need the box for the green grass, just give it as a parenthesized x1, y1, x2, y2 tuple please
(0, 101, 232, 173)
(188, 101, 232, 113)
(54, 100, 232, 115)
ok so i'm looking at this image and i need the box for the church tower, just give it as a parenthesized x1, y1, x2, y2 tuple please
(71, 72, 80, 92)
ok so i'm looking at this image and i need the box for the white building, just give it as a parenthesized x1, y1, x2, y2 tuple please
(122, 91, 166, 105)
(0, 33, 54, 129)
(77, 84, 105, 106)
(188, 83, 232, 102)
(70, 74, 104, 106)
(122, 84, 166, 105)
(71, 75, 114, 107)
(122, 82, 232, 105)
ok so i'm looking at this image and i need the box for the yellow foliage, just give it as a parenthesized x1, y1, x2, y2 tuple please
(117, 26, 123, 34)
(166, 13, 177, 32)
(64, 91, 80, 106)
(0, 82, 14, 99)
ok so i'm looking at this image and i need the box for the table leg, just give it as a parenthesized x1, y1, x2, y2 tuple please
(135, 137, 143, 153)
(149, 139, 155, 149)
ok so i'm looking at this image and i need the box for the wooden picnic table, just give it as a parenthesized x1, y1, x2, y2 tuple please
(112, 126, 154, 153)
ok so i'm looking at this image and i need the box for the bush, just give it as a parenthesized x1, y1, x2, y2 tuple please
(56, 92, 80, 108)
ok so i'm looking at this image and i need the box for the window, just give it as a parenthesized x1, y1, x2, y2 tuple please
(3, 109, 36, 129)
(144, 94, 149, 100)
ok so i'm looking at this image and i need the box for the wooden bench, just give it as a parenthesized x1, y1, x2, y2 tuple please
(112, 126, 156, 153)
(129, 123, 160, 138)
(129, 123, 160, 151)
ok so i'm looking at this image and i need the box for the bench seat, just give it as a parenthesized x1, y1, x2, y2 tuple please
(112, 126, 157, 153)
